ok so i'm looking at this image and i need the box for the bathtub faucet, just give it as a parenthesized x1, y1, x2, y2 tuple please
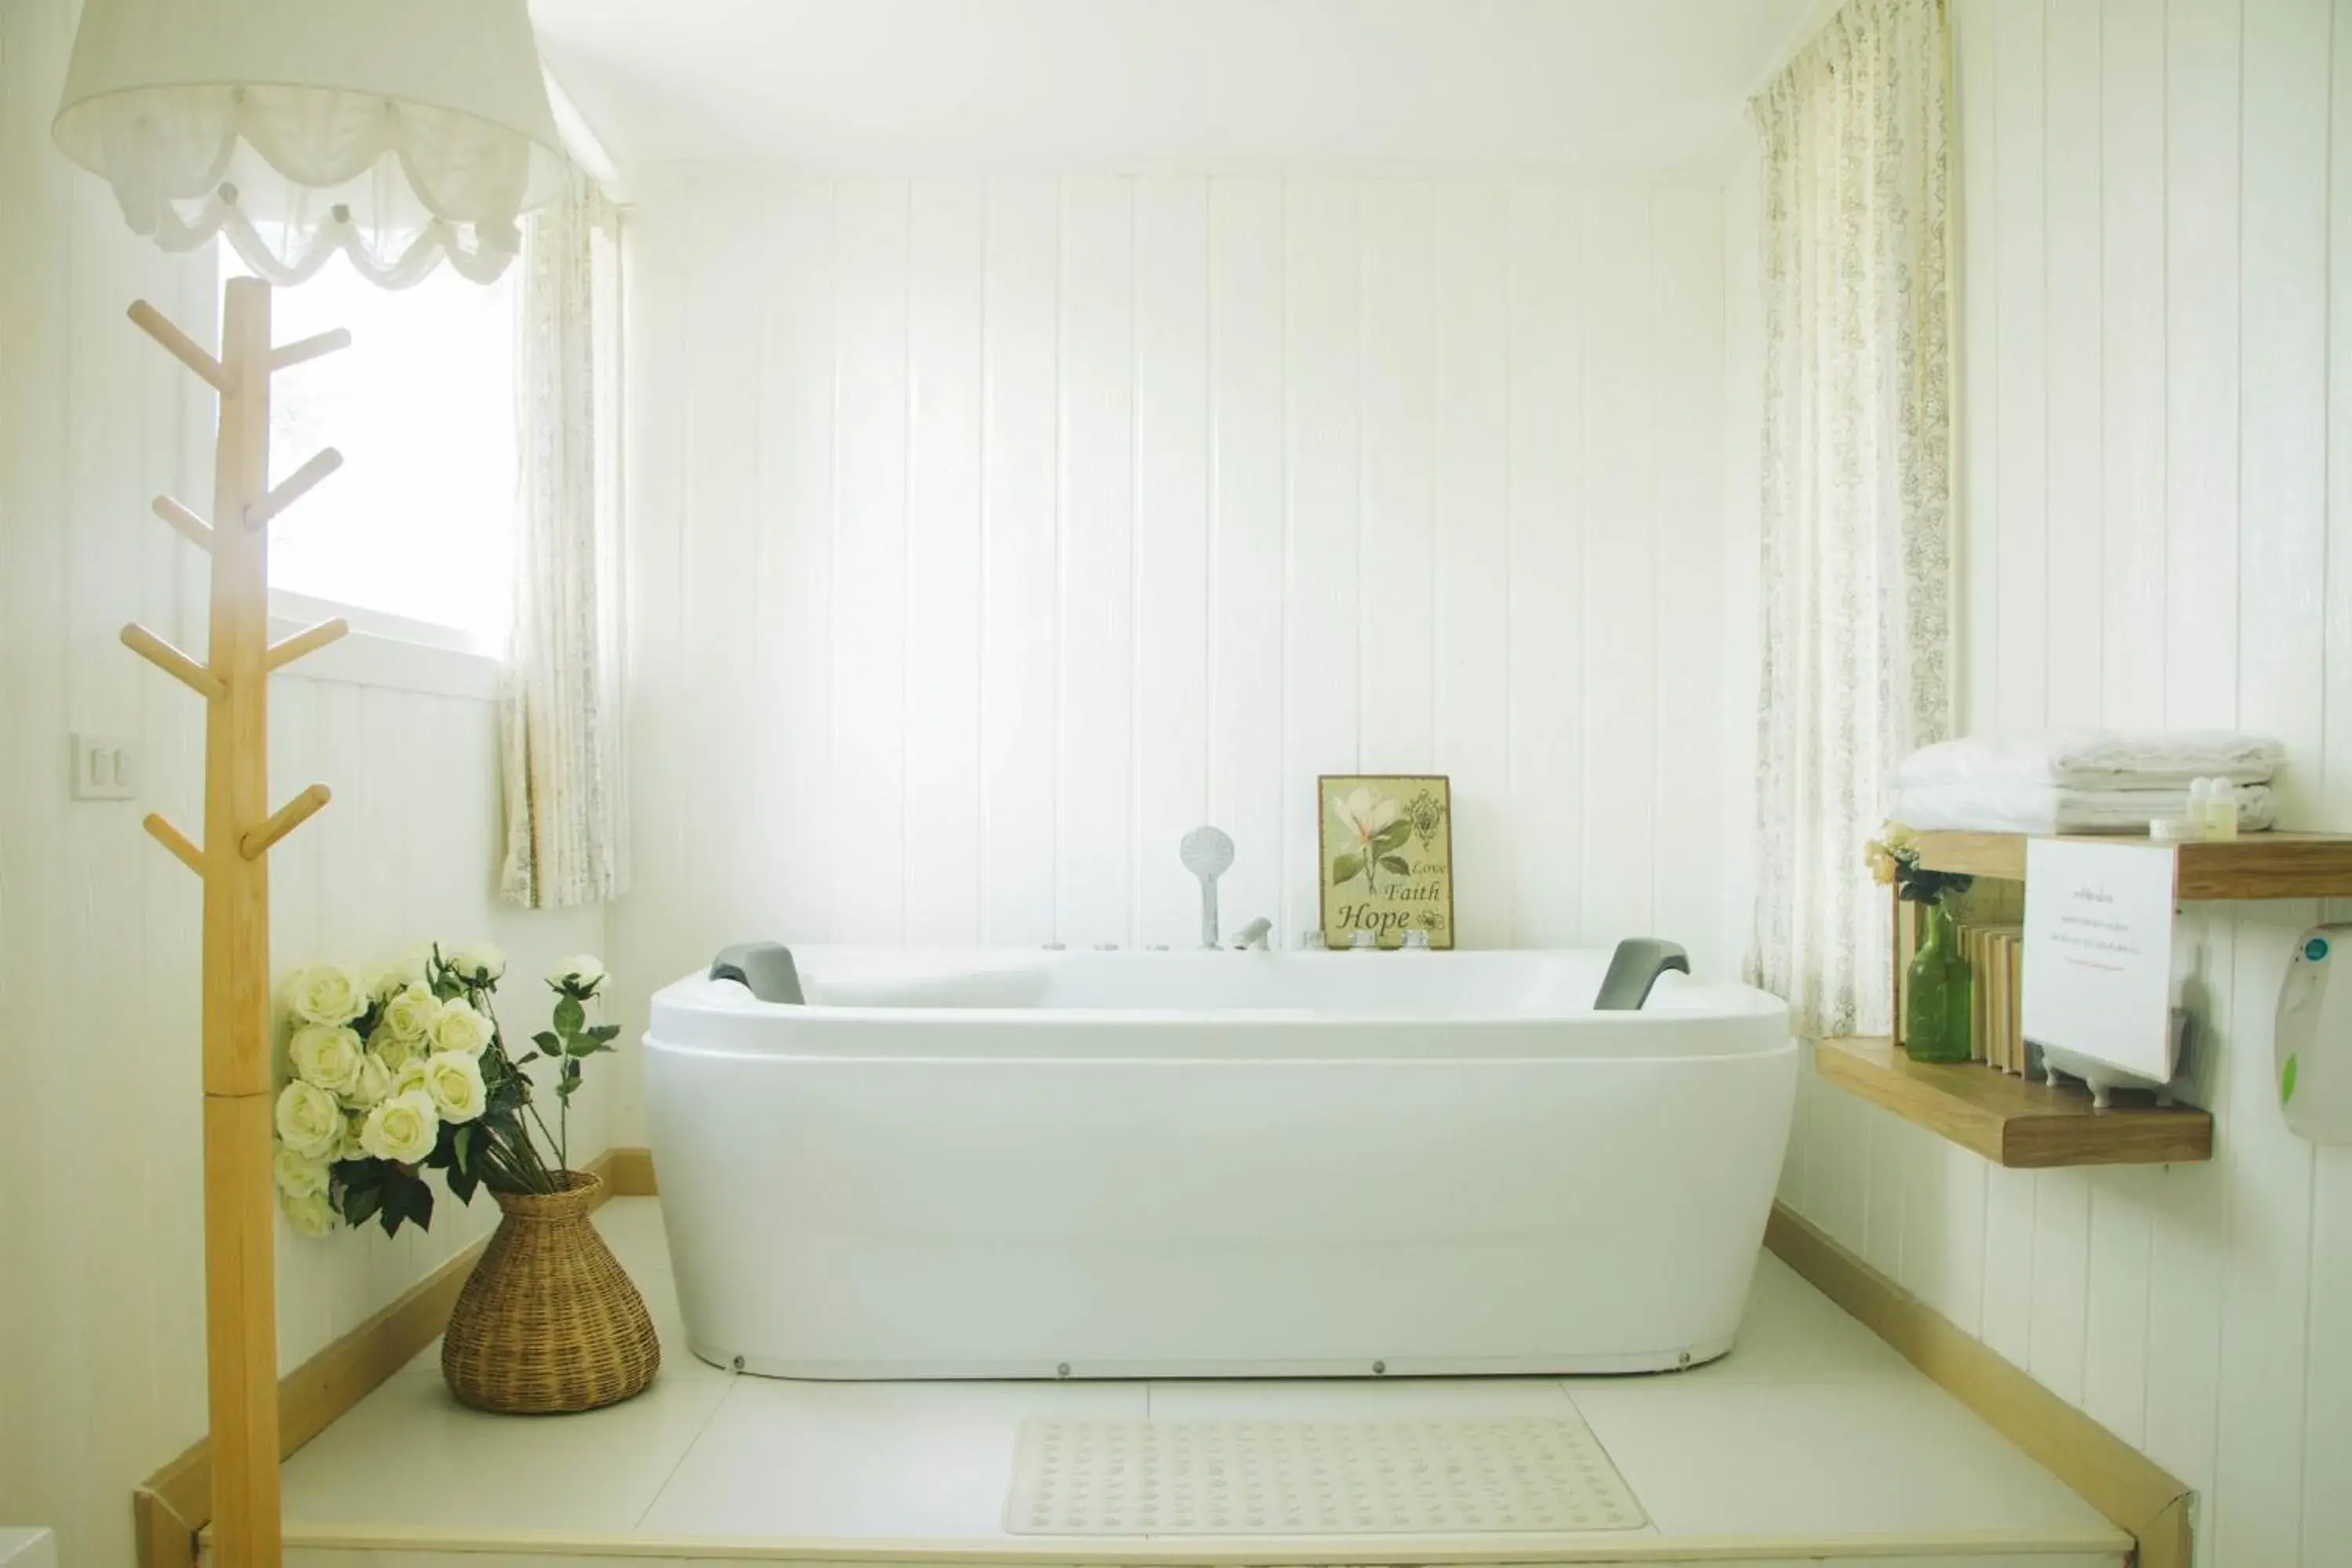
(1179, 826, 1273, 949)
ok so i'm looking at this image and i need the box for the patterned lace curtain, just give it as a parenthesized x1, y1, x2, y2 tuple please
(1748, 0, 1953, 1038)
(499, 167, 628, 908)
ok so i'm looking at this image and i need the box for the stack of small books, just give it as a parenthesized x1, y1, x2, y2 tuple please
(1964, 924, 2026, 1073)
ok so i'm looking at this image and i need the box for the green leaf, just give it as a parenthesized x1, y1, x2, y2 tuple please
(588, 1024, 621, 1044)
(1332, 852, 1363, 885)
(1378, 854, 1410, 876)
(1370, 819, 1412, 855)
(2283, 1053, 2301, 1105)
(553, 996, 585, 1036)
(532, 1030, 561, 1053)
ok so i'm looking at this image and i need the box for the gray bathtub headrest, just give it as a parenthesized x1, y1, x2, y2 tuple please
(1593, 938, 1690, 1011)
(710, 942, 804, 1004)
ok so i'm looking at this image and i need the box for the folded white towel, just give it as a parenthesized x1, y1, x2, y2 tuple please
(1893, 781, 2277, 836)
(1897, 730, 2285, 792)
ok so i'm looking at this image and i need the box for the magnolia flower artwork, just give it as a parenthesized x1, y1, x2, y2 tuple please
(1318, 775, 1455, 949)
(270, 943, 620, 1239)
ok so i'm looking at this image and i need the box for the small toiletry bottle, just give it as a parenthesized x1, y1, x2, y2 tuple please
(2209, 779, 2240, 840)
(2187, 779, 2214, 839)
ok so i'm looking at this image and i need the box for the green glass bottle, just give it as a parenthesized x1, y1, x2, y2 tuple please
(1903, 896, 1973, 1064)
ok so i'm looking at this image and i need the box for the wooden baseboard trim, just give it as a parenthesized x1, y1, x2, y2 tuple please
(1764, 1202, 2191, 1568)
(136, 1149, 632, 1568)
(604, 1145, 658, 1197)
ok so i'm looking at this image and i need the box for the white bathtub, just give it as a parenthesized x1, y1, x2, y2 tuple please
(644, 946, 1795, 1380)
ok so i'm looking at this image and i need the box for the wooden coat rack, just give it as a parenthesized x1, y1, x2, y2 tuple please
(128, 275, 351, 1568)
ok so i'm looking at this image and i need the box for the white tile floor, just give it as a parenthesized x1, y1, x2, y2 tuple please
(270, 1200, 2132, 1565)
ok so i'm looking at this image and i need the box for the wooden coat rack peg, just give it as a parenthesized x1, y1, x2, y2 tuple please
(126, 275, 353, 1568)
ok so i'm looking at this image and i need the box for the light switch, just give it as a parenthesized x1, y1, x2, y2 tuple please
(70, 733, 136, 800)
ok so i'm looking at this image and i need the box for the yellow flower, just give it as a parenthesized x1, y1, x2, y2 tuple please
(1864, 841, 1900, 886)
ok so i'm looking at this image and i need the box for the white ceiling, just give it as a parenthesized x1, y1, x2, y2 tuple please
(530, 0, 1818, 176)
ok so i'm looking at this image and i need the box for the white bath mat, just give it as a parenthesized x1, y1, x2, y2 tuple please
(1005, 1417, 1647, 1535)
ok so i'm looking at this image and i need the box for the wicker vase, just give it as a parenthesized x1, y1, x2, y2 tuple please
(441, 1171, 659, 1414)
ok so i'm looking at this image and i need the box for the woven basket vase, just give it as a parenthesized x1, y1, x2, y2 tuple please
(441, 1171, 659, 1414)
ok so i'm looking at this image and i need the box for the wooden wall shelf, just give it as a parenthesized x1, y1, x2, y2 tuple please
(1910, 829, 2352, 899)
(1815, 1036, 2213, 1167)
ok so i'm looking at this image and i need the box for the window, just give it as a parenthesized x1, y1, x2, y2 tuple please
(227, 251, 518, 654)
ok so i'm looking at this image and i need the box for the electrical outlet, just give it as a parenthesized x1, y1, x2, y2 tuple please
(70, 732, 137, 800)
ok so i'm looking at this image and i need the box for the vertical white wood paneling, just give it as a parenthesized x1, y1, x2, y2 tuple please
(1357, 181, 1438, 777)
(760, 183, 840, 943)
(980, 178, 1062, 944)
(1283, 179, 1363, 936)
(1134, 176, 1212, 948)
(2165, 0, 2242, 729)
(1651, 185, 1727, 977)
(830, 181, 913, 942)
(904, 180, 987, 943)
(2100, 0, 2167, 729)
(1206, 178, 1287, 938)
(2042, 0, 2102, 729)
(679, 185, 768, 942)
(630, 171, 1744, 967)
(1505, 183, 1584, 946)
(1578, 187, 1657, 942)
(1056, 178, 1137, 946)
(1992, 0, 2049, 732)
(1433, 182, 1513, 951)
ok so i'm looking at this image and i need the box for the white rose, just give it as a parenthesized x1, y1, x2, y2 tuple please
(368, 1027, 422, 1075)
(280, 1185, 337, 1237)
(274, 1080, 342, 1159)
(371, 942, 434, 1001)
(550, 954, 607, 992)
(358, 1091, 439, 1164)
(334, 1113, 366, 1162)
(274, 1144, 330, 1199)
(421, 1050, 488, 1123)
(379, 982, 440, 1044)
(289, 1024, 365, 1095)
(339, 1050, 392, 1110)
(284, 964, 367, 1027)
(448, 942, 506, 985)
(390, 1057, 430, 1099)
(430, 997, 494, 1057)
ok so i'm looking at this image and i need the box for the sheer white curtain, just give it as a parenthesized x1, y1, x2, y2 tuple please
(1748, 0, 1953, 1037)
(499, 167, 628, 908)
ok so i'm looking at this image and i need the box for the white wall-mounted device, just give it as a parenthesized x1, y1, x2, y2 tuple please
(2275, 924, 2352, 1144)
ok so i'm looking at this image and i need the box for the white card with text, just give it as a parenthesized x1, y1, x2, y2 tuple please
(2021, 839, 2178, 1080)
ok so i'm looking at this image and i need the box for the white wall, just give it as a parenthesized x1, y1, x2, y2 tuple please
(1780, 2, 2352, 1563)
(0, 3, 605, 1562)
(612, 169, 1751, 1131)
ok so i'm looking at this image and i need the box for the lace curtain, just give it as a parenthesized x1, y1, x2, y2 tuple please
(1747, 0, 1954, 1038)
(499, 168, 628, 908)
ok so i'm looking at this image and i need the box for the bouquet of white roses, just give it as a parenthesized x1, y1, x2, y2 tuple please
(270, 943, 618, 1238)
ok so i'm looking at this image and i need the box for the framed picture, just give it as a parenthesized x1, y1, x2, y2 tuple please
(1317, 775, 1455, 949)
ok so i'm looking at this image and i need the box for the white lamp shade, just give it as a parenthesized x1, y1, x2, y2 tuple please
(53, 0, 566, 287)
